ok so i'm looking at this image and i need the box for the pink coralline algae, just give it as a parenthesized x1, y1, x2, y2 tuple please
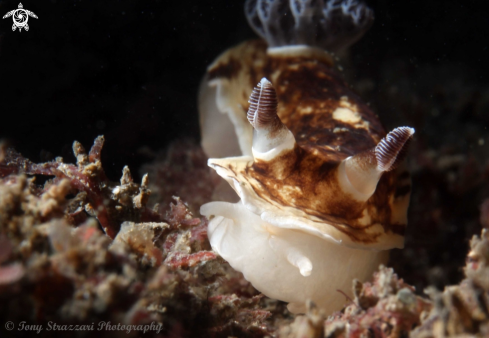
(410, 229, 489, 337)
(0, 136, 161, 238)
(323, 266, 432, 338)
(0, 137, 288, 337)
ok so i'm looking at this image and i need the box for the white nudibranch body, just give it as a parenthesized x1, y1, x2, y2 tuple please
(201, 202, 389, 314)
(199, 0, 414, 315)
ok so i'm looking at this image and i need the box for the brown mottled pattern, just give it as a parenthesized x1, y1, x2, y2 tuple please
(206, 40, 411, 244)
(207, 40, 268, 81)
(248, 146, 405, 242)
(230, 41, 386, 160)
(273, 62, 384, 158)
(207, 40, 385, 158)
(207, 57, 242, 80)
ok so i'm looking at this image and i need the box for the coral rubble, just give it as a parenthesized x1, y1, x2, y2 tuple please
(410, 230, 489, 337)
(324, 266, 432, 337)
(0, 136, 161, 238)
(0, 137, 287, 337)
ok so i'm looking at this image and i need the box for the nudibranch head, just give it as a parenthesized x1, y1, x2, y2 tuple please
(207, 78, 414, 250)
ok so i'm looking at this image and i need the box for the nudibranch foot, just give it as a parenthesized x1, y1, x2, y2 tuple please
(201, 201, 389, 314)
(245, 0, 374, 52)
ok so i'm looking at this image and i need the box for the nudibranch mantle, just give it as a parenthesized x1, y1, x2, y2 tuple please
(199, 0, 414, 314)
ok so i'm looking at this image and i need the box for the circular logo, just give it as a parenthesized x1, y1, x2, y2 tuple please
(5, 321, 14, 331)
(13, 9, 27, 27)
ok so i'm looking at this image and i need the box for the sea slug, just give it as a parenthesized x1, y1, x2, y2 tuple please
(199, 0, 414, 314)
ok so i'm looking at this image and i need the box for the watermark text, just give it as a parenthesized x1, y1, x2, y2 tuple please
(5, 320, 163, 334)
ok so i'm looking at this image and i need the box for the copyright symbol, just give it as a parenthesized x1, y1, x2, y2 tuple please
(5, 321, 14, 330)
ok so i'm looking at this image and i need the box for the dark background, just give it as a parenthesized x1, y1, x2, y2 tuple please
(0, 0, 487, 180)
(0, 0, 488, 290)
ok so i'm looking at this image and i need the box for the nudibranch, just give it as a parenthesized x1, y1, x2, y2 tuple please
(199, 0, 415, 314)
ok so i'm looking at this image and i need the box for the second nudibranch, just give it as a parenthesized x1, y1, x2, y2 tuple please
(199, 0, 414, 314)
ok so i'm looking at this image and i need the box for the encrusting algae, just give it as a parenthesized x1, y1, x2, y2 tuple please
(0, 137, 289, 337)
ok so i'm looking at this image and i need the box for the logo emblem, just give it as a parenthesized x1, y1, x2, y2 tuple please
(3, 3, 38, 32)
